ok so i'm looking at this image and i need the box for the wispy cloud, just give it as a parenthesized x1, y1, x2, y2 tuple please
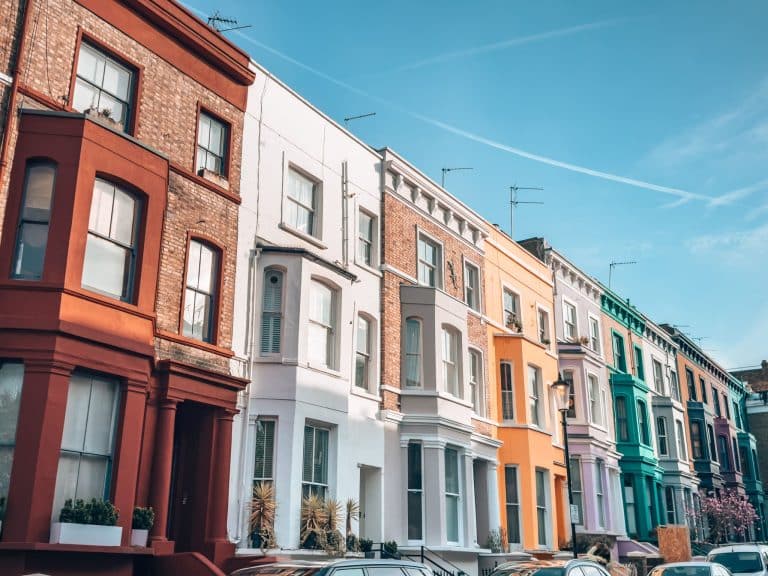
(647, 78, 768, 207)
(183, 2, 712, 203)
(746, 202, 768, 222)
(686, 222, 768, 257)
(358, 20, 625, 78)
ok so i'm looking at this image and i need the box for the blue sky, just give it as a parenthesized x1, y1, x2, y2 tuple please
(188, 0, 767, 370)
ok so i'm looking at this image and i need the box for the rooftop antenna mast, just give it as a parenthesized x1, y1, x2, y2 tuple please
(509, 184, 543, 239)
(343, 112, 376, 128)
(441, 166, 473, 188)
(207, 10, 252, 32)
(608, 260, 637, 289)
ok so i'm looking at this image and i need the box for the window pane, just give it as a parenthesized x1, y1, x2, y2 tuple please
(77, 45, 103, 84)
(445, 448, 459, 493)
(89, 180, 114, 236)
(22, 164, 56, 220)
(72, 79, 99, 114)
(198, 243, 217, 293)
(198, 114, 211, 147)
(253, 420, 275, 481)
(60, 374, 91, 452)
(74, 454, 108, 501)
(52, 452, 80, 516)
(0, 363, 24, 502)
(407, 491, 422, 540)
(357, 316, 369, 353)
(83, 376, 117, 455)
(83, 234, 129, 299)
(310, 282, 333, 325)
(208, 117, 224, 155)
(15, 223, 49, 279)
(111, 187, 136, 245)
(102, 60, 131, 100)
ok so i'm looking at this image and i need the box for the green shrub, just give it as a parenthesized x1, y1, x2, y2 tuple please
(58, 498, 119, 526)
(132, 507, 155, 530)
(359, 538, 374, 553)
(382, 540, 400, 559)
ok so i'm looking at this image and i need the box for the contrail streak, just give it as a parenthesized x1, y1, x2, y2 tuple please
(182, 2, 712, 203)
(362, 20, 626, 77)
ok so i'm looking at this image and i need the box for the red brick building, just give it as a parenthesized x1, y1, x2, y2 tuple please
(0, 1, 254, 574)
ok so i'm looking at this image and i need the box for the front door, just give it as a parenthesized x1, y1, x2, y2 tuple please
(168, 402, 211, 552)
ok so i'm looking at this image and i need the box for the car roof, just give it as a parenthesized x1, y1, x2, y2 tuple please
(493, 560, 607, 572)
(242, 560, 429, 568)
(709, 545, 768, 554)
(653, 562, 717, 568)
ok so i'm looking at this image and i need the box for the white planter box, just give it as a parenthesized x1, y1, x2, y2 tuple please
(49, 522, 122, 546)
(130, 528, 149, 547)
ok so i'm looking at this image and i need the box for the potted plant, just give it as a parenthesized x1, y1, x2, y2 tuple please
(131, 506, 154, 547)
(505, 313, 522, 333)
(578, 335, 590, 346)
(382, 540, 400, 559)
(50, 498, 122, 546)
(360, 538, 374, 559)
(300, 494, 327, 550)
(249, 482, 276, 552)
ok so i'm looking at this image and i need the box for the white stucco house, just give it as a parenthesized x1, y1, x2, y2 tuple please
(227, 61, 385, 551)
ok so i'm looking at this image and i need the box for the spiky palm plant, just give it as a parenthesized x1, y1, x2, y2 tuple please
(300, 494, 327, 549)
(249, 482, 277, 551)
(345, 498, 359, 536)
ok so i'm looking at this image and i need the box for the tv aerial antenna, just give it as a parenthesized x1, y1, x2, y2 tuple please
(608, 260, 636, 289)
(207, 10, 252, 33)
(441, 166, 473, 188)
(509, 184, 543, 239)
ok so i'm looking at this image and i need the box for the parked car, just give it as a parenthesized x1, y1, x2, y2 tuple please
(648, 561, 734, 576)
(488, 559, 611, 576)
(707, 545, 768, 576)
(230, 559, 433, 576)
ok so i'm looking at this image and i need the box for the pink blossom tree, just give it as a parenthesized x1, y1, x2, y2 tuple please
(697, 490, 758, 544)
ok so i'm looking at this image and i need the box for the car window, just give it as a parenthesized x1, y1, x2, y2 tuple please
(404, 569, 430, 576)
(366, 567, 406, 576)
(580, 566, 607, 576)
(715, 566, 733, 576)
(656, 566, 711, 576)
(532, 569, 566, 576)
(710, 553, 763, 574)
(245, 568, 322, 576)
(568, 567, 589, 576)
(333, 569, 366, 576)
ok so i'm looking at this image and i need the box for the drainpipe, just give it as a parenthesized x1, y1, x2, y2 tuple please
(342, 160, 349, 267)
(234, 241, 261, 545)
(0, 0, 34, 185)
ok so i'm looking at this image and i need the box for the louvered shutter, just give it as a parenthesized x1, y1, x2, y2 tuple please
(260, 270, 283, 354)
(302, 426, 314, 483)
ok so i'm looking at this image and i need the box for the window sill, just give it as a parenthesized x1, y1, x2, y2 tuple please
(468, 307, 483, 318)
(471, 414, 497, 427)
(354, 258, 382, 277)
(279, 222, 327, 249)
(64, 286, 155, 320)
(350, 387, 382, 402)
(197, 168, 230, 190)
(156, 329, 234, 357)
(305, 362, 343, 379)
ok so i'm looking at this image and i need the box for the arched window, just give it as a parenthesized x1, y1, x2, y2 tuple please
(82, 178, 140, 301)
(404, 317, 422, 388)
(13, 160, 56, 280)
(183, 239, 220, 343)
(260, 268, 284, 354)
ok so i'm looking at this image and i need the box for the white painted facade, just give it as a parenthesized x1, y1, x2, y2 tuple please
(227, 61, 385, 550)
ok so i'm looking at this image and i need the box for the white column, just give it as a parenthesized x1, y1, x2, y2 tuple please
(487, 462, 501, 533)
(424, 441, 446, 546)
(400, 440, 410, 542)
(463, 452, 477, 547)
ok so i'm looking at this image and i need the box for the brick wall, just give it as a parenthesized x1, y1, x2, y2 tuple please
(0, 0, 248, 375)
(380, 191, 489, 409)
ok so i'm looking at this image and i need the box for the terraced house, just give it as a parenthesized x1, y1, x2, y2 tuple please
(484, 234, 569, 551)
(520, 239, 625, 544)
(227, 60, 385, 551)
(0, 1, 254, 574)
(664, 326, 764, 539)
(378, 149, 502, 574)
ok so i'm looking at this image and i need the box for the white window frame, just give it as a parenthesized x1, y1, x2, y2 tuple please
(504, 465, 522, 548)
(404, 317, 423, 388)
(407, 442, 425, 543)
(502, 285, 522, 331)
(468, 348, 484, 416)
(652, 357, 664, 394)
(308, 279, 338, 370)
(665, 486, 677, 524)
(284, 165, 322, 240)
(355, 314, 374, 391)
(535, 468, 550, 548)
(357, 209, 376, 268)
(569, 457, 584, 526)
(675, 419, 688, 461)
(595, 459, 606, 528)
(252, 418, 276, 486)
(528, 364, 544, 428)
(657, 416, 669, 456)
(588, 314, 601, 354)
(536, 306, 551, 349)
(500, 360, 515, 421)
(301, 423, 330, 499)
(564, 370, 576, 419)
(442, 326, 461, 398)
(463, 258, 481, 312)
(670, 369, 681, 402)
(73, 42, 134, 131)
(260, 267, 284, 356)
(587, 372, 603, 426)
(196, 111, 228, 176)
(444, 446, 462, 545)
(562, 299, 578, 342)
(417, 230, 443, 289)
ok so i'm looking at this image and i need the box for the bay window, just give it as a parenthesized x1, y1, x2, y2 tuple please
(404, 318, 422, 388)
(442, 327, 460, 397)
(308, 280, 337, 369)
(13, 161, 56, 280)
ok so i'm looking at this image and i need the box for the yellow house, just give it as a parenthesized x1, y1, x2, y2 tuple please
(484, 228, 568, 551)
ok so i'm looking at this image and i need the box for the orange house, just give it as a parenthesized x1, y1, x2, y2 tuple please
(484, 227, 568, 551)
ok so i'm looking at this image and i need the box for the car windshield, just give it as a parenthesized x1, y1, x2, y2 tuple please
(710, 553, 763, 573)
(653, 566, 711, 576)
(240, 566, 324, 576)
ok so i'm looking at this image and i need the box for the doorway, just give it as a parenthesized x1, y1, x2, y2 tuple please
(168, 402, 213, 552)
(358, 466, 381, 542)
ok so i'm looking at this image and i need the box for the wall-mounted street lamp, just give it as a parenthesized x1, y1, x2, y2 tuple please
(552, 373, 577, 558)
